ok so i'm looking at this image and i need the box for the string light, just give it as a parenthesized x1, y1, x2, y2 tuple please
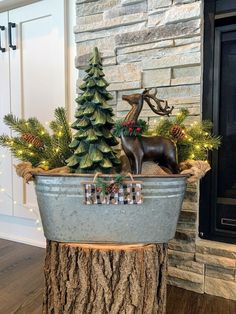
(0, 154, 42, 232)
(41, 131, 45, 135)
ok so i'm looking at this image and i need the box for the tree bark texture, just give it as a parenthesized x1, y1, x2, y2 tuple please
(43, 241, 168, 314)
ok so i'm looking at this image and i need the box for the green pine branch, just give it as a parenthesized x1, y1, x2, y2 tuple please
(49, 107, 73, 163)
(0, 107, 72, 169)
(152, 108, 221, 162)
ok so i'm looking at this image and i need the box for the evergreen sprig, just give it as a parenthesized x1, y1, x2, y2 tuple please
(153, 108, 221, 162)
(178, 121, 221, 161)
(113, 119, 148, 137)
(50, 107, 73, 163)
(0, 107, 72, 169)
(95, 174, 125, 195)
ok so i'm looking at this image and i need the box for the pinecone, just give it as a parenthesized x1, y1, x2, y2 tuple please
(171, 125, 185, 140)
(21, 133, 44, 148)
(106, 183, 119, 194)
(96, 187, 102, 193)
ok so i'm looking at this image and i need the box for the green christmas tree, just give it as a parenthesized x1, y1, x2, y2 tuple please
(66, 47, 120, 173)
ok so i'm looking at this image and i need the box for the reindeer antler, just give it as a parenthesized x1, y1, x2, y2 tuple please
(143, 88, 174, 116)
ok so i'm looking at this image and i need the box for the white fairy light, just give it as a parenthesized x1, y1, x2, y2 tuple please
(0, 159, 43, 233)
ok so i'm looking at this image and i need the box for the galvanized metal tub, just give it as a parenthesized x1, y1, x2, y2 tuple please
(34, 174, 187, 244)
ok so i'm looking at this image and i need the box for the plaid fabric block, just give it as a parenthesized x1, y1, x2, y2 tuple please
(82, 180, 143, 205)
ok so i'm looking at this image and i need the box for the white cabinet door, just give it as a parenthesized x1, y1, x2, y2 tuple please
(9, 0, 66, 219)
(0, 11, 13, 216)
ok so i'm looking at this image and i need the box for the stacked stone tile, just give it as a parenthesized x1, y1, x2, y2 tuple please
(75, 0, 236, 300)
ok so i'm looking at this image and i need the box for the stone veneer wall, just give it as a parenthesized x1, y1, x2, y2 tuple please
(75, 0, 236, 300)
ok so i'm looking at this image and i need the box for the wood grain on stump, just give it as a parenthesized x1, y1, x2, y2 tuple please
(43, 241, 167, 314)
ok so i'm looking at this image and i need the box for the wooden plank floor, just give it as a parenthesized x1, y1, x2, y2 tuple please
(0, 239, 236, 314)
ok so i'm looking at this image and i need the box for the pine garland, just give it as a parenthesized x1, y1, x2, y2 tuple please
(0, 107, 72, 169)
(113, 119, 148, 137)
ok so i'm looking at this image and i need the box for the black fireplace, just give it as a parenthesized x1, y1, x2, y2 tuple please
(200, 0, 236, 243)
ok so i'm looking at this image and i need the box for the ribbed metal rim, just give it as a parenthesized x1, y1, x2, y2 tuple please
(33, 173, 188, 179)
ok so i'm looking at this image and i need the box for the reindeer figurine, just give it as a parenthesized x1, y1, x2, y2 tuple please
(121, 88, 179, 174)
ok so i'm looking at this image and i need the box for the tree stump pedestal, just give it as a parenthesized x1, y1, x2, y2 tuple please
(43, 241, 168, 314)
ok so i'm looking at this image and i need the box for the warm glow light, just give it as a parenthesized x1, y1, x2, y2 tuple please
(195, 145, 200, 150)
(29, 208, 33, 212)
(41, 131, 45, 135)
(1, 188, 5, 192)
(18, 150, 23, 155)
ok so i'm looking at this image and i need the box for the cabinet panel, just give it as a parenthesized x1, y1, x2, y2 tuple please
(8, 0, 66, 219)
(0, 11, 13, 216)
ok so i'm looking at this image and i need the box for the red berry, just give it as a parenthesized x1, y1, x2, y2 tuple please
(136, 127, 141, 132)
(128, 127, 133, 132)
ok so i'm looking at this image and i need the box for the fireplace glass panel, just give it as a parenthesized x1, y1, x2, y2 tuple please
(216, 29, 236, 233)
